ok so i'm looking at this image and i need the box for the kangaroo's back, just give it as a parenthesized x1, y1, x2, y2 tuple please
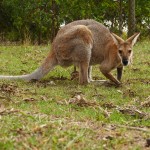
(57, 20, 112, 45)
(54, 19, 113, 64)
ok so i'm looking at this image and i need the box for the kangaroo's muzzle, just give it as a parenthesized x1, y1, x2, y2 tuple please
(122, 59, 128, 66)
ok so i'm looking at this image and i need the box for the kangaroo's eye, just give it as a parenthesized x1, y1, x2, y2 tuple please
(119, 50, 122, 54)
(128, 50, 132, 53)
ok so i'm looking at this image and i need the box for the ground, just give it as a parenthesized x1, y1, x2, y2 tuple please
(0, 40, 150, 149)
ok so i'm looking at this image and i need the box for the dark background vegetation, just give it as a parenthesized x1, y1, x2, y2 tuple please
(0, 0, 150, 44)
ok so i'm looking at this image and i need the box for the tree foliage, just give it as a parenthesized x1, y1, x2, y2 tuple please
(0, 0, 149, 44)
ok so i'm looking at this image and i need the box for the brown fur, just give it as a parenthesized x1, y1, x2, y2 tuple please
(0, 19, 140, 85)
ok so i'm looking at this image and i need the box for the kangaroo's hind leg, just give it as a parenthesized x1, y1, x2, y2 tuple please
(71, 65, 92, 83)
(79, 61, 89, 85)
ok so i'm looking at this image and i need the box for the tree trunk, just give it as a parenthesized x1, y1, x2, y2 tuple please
(38, 30, 42, 45)
(119, 0, 123, 35)
(128, 0, 135, 37)
(51, 0, 59, 42)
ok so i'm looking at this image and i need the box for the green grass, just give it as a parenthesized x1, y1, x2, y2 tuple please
(0, 40, 150, 149)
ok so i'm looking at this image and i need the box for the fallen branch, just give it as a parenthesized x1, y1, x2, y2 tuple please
(114, 124, 150, 132)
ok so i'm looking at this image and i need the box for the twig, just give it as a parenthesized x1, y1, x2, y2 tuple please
(115, 124, 150, 132)
(98, 106, 110, 118)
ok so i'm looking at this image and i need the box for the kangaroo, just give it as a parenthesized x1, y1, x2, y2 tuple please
(0, 19, 140, 85)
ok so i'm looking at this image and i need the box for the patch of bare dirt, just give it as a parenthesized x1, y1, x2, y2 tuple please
(0, 83, 18, 95)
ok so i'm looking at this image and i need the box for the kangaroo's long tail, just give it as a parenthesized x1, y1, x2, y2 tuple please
(0, 51, 58, 81)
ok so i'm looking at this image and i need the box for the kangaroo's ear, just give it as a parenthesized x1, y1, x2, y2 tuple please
(126, 33, 140, 46)
(111, 33, 124, 46)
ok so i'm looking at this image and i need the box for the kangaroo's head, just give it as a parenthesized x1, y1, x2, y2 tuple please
(111, 33, 140, 66)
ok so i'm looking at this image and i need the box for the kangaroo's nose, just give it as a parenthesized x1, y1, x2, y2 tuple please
(122, 59, 128, 66)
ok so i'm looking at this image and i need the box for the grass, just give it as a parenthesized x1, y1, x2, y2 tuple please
(0, 40, 150, 149)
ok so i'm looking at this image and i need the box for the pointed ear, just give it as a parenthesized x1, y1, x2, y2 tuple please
(111, 33, 124, 46)
(126, 33, 140, 46)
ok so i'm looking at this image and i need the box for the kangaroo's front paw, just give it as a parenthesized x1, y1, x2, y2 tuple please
(115, 82, 122, 87)
(103, 81, 121, 87)
(113, 79, 122, 87)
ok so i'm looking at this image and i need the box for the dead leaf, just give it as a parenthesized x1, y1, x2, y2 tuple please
(101, 102, 116, 109)
(141, 96, 150, 107)
(117, 90, 123, 94)
(47, 81, 56, 85)
(15, 128, 26, 135)
(0, 107, 19, 115)
(23, 98, 36, 102)
(68, 95, 97, 107)
(40, 95, 48, 101)
(32, 124, 47, 133)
